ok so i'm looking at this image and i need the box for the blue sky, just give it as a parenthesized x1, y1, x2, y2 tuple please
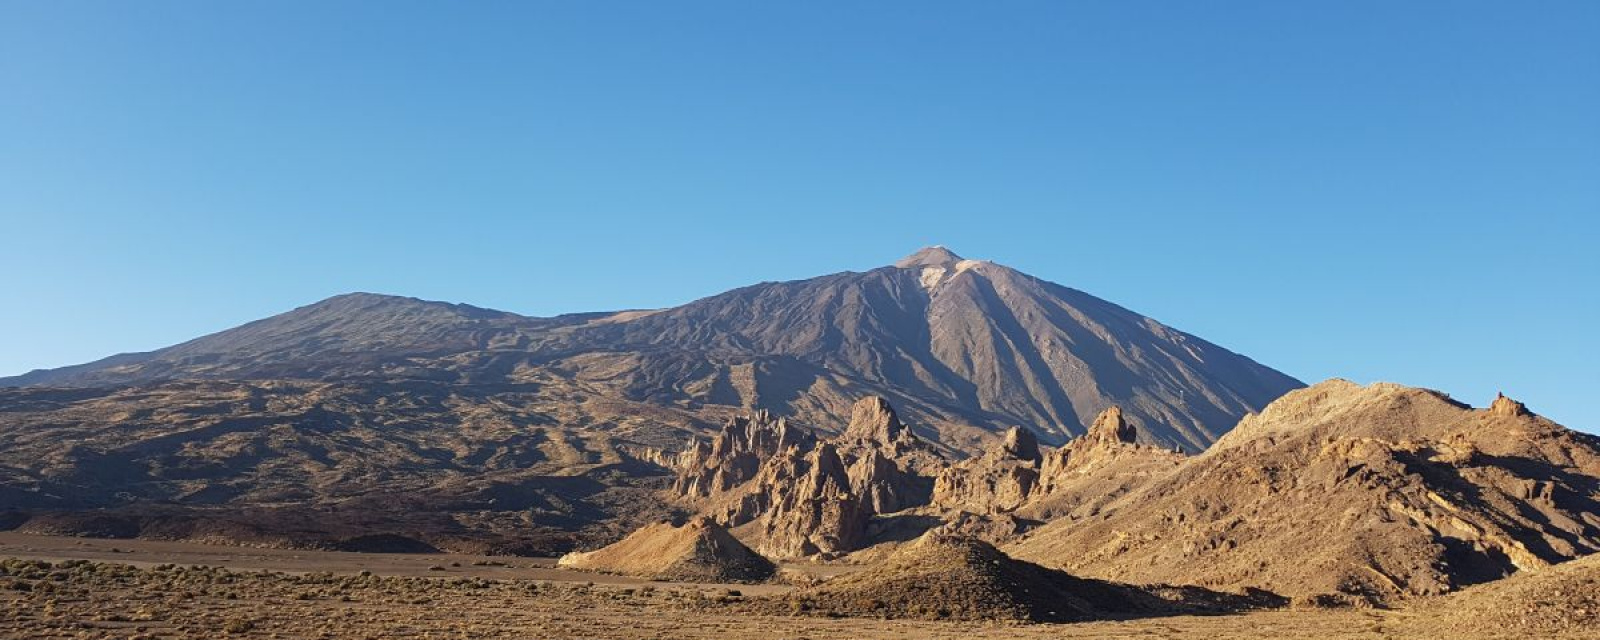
(2, 2, 1596, 431)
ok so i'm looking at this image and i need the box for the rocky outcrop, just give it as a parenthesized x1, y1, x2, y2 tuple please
(847, 449, 926, 514)
(746, 443, 871, 558)
(843, 396, 909, 443)
(678, 397, 945, 558)
(1010, 381, 1600, 605)
(834, 396, 937, 465)
(932, 427, 1045, 514)
(1037, 406, 1173, 488)
(1083, 406, 1138, 446)
(834, 397, 941, 512)
(557, 516, 776, 583)
(930, 409, 1183, 522)
(1490, 392, 1530, 417)
(673, 410, 811, 499)
(999, 426, 1041, 461)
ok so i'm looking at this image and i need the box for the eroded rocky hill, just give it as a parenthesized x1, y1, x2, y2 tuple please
(1006, 380, 1600, 604)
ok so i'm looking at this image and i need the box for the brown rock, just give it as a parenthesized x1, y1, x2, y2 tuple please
(1001, 426, 1042, 462)
(1084, 406, 1138, 447)
(750, 443, 870, 558)
(843, 396, 908, 445)
(673, 411, 812, 499)
(1490, 392, 1530, 417)
(1010, 379, 1600, 605)
(557, 516, 776, 583)
(847, 449, 926, 514)
(932, 427, 1045, 514)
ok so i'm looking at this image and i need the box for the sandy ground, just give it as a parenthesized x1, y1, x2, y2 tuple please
(0, 532, 1590, 640)
(0, 531, 803, 594)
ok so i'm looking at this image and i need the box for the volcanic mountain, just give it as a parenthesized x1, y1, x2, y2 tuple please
(1, 247, 1300, 450)
(0, 247, 1301, 550)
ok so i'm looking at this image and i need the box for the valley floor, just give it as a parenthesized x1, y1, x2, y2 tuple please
(0, 533, 1589, 640)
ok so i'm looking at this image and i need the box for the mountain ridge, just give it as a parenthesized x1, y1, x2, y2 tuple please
(1, 247, 1302, 451)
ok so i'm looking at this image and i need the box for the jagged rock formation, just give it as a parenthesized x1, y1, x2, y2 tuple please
(932, 427, 1044, 514)
(1025, 406, 1188, 519)
(556, 516, 776, 583)
(672, 411, 810, 499)
(1490, 392, 1530, 417)
(999, 425, 1042, 460)
(736, 443, 870, 558)
(672, 397, 942, 558)
(1009, 380, 1600, 605)
(834, 398, 942, 513)
(747, 530, 1275, 622)
(930, 408, 1185, 523)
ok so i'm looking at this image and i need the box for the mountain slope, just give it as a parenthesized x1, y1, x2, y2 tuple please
(1411, 553, 1600, 636)
(540, 247, 1300, 449)
(2, 293, 580, 387)
(1007, 380, 1600, 604)
(1, 248, 1300, 451)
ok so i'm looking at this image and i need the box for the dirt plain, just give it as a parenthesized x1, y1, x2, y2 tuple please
(4, 532, 1592, 640)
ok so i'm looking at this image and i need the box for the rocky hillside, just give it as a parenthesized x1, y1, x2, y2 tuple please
(746, 530, 1277, 622)
(2, 247, 1302, 451)
(0, 379, 699, 553)
(1411, 553, 1600, 636)
(1007, 380, 1600, 605)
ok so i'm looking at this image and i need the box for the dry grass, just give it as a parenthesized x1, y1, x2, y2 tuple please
(2, 533, 1594, 639)
(2, 554, 1580, 640)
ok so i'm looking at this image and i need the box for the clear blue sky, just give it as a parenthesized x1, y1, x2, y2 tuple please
(2, 2, 1596, 432)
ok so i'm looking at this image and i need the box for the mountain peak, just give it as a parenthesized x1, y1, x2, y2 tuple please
(894, 246, 964, 268)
